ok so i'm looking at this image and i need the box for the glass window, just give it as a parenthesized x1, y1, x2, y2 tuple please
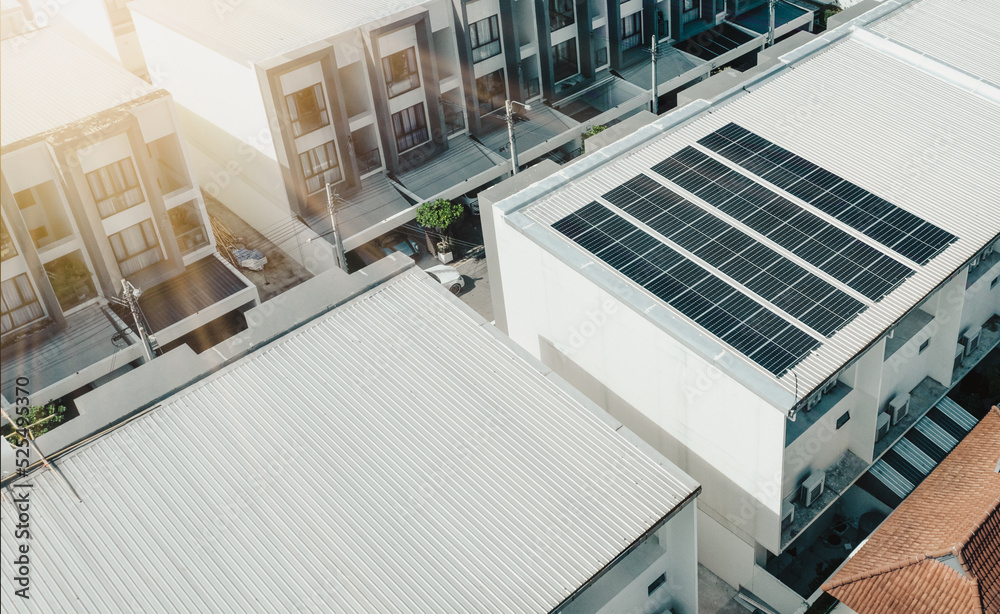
(549, 0, 574, 31)
(441, 90, 466, 136)
(470, 15, 501, 63)
(382, 47, 420, 98)
(391, 104, 429, 153)
(299, 141, 342, 194)
(1, 274, 45, 334)
(168, 201, 210, 254)
(86, 158, 144, 218)
(620, 12, 642, 50)
(476, 69, 506, 115)
(553, 39, 579, 83)
(109, 219, 162, 276)
(44, 251, 97, 312)
(684, 0, 696, 11)
(0, 217, 16, 261)
(285, 83, 330, 138)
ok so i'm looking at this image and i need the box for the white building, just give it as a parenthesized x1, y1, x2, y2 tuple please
(0, 258, 701, 614)
(1, 23, 258, 408)
(483, 0, 1000, 609)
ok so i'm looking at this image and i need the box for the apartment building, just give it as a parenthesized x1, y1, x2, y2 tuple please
(1, 256, 701, 614)
(124, 0, 809, 268)
(482, 0, 999, 610)
(0, 24, 258, 406)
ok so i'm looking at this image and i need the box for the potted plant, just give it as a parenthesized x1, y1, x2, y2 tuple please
(415, 198, 464, 257)
(436, 240, 454, 264)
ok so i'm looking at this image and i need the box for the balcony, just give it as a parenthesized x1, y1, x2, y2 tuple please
(883, 308, 934, 362)
(356, 148, 382, 175)
(781, 450, 867, 550)
(785, 381, 852, 446)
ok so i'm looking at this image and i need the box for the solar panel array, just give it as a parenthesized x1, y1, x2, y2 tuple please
(603, 175, 866, 336)
(553, 201, 820, 376)
(652, 146, 915, 300)
(698, 123, 957, 265)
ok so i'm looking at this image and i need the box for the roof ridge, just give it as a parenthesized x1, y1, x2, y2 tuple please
(822, 555, 928, 591)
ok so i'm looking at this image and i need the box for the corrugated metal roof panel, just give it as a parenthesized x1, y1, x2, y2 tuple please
(129, 0, 434, 66)
(869, 0, 1000, 87)
(0, 272, 698, 613)
(0, 29, 155, 148)
(522, 28, 1000, 405)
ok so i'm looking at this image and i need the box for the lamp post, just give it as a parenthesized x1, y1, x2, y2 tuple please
(504, 99, 531, 175)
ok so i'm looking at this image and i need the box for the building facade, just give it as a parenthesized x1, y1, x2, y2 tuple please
(482, 0, 1000, 610)
(1, 25, 258, 406)
(126, 0, 804, 264)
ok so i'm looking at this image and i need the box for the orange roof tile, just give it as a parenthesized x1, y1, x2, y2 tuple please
(823, 406, 1000, 614)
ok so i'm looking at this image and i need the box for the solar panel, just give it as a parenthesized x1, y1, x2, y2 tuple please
(552, 202, 820, 377)
(603, 175, 866, 337)
(653, 146, 915, 301)
(698, 123, 957, 265)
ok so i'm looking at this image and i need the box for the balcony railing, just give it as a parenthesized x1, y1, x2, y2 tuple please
(175, 226, 209, 254)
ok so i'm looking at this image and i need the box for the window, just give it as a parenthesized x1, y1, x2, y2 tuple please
(168, 202, 210, 254)
(86, 158, 144, 218)
(918, 339, 930, 354)
(0, 217, 16, 261)
(476, 69, 506, 115)
(108, 219, 162, 276)
(836, 411, 851, 430)
(441, 91, 466, 136)
(620, 12, 642, 50)
(470, 15, 501, 63)
(552, 39, 578, 83)
(647, 573, 666, 596)
(391, 104, 429, 153)
(683, 0, 697, 11)
(285, 84, 330, 138)
(14, 182, 74, 250)
(299, 141, 342, 194)
(1, 274, 44, 334)
(382, 47, 420, 98)
(992, 275, 999, 289)
(44, 251, 97, 312)
(549, 0, 574, 31)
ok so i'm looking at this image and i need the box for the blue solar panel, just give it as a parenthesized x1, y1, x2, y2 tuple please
(552, 202, 820, 376)
(654, 146, 915, 301)
(602, 175, 866, 337)
(698, 123, 957, 265)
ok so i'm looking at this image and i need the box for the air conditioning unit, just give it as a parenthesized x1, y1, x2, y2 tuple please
(888, 393, 910, 426)
(823, 378, 838, 394)
(960, 326, 982, 357)
(781, 500, 795, 530)
(876, 412, 891, 442)
(806, 394, 820, 412)
(800, 471, 826, 508)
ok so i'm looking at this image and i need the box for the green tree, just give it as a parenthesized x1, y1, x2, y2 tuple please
(415, 198, 464, 251)
(581, 124, 607, 153)
(2, 403, 68, 445)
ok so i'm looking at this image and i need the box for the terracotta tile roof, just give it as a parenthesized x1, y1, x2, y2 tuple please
(823, 406, 1000, 614)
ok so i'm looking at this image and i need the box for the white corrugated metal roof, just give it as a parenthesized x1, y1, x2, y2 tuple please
(514, 3, 1000, 409)
(0, 272, 697, 613)
(868, 0, 1000, 87)
(129, 0, 434, 66)
(0, 28, 155, 148)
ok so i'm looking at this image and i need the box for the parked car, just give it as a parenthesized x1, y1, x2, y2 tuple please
(378, 233, 420, 261)
(425, 264, 465, 295)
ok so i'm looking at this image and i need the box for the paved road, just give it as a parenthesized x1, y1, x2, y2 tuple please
(452, 245, 493, 322)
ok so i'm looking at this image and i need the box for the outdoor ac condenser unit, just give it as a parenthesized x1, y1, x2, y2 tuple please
(800, 471, 826, 508)
(781, 500, 795, 530)
(876, 412, 891, 442)
(961, 326, 982, 357)
(888, 394, 910, 426)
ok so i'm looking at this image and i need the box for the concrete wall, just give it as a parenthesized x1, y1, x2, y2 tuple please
(697, 507, 755, 589)
(493, 210, 786, 560)
(960, 245, 1000, 334)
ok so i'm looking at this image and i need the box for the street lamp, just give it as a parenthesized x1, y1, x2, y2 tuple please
(504, 99, 531, 175)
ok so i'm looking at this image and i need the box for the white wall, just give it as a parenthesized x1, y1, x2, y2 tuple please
(697, 507, 755, 589)
(131, 11, 291, 220)
(782, 392, 852, 498)
(494, 212, 786, 559)
(961, 246, 1000, 334)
